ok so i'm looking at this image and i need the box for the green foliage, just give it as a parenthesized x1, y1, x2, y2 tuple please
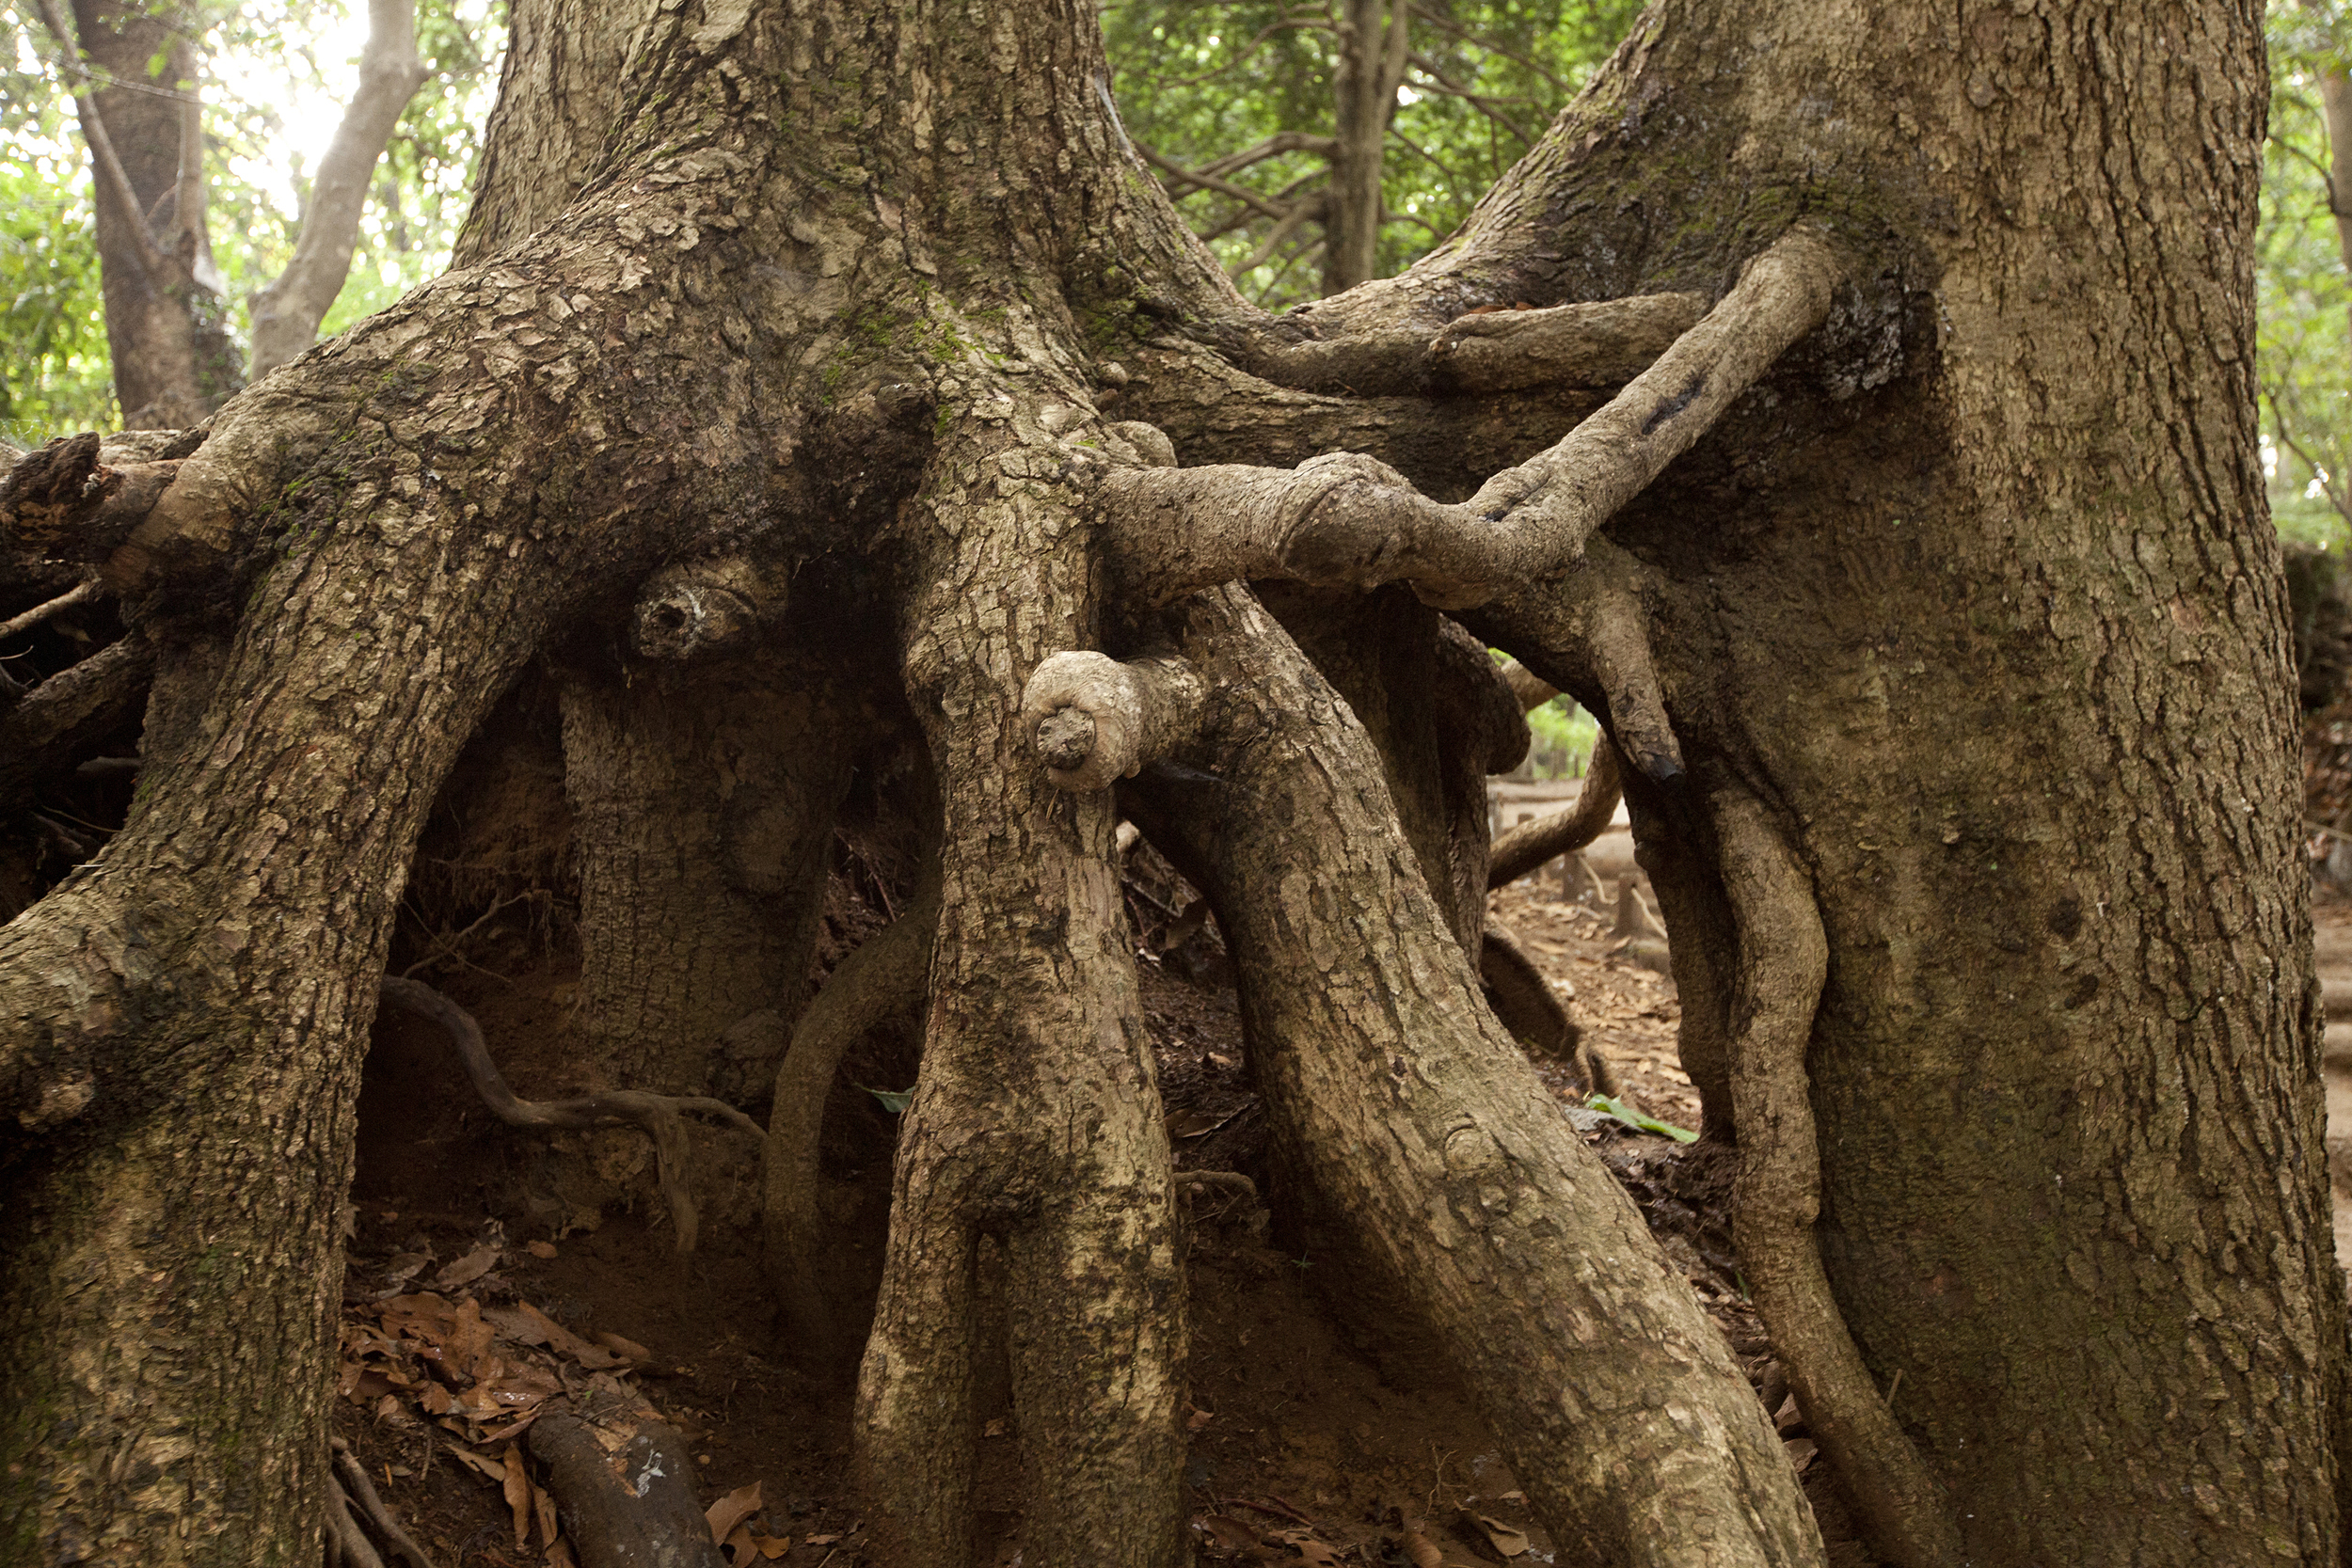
(2263, 2, 2352, 550)
(1104, 0, 1642, 306)
(0, 29, 112, 442)
(1525, 694, 1596, 778)
(0, 0, 499, 443)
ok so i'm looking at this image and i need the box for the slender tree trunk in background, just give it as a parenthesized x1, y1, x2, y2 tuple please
(246, 0, 430, 380)
(55, 0, 240, 427)
(1322, 0, 1409, 294)
(0, 0, 2340, 1565)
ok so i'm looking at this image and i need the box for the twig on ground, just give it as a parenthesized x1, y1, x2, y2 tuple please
(0, 579, 99, 641)
(330, 1437, 438, 1568)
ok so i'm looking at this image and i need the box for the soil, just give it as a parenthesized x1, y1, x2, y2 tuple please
(330, 853, 1898, 1568)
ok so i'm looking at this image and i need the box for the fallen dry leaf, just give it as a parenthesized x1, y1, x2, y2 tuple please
(803, 1532, 841, 1546)
(747, 1531, 791, 1560)
(723, 1522, 757, 1563)
(501, 1445, 532, 1552)
(526, 1240, 559, 1259)
(1274, 1528, 1341, 1565)
(1185, 1405, 1215, 1432)
(1465, 1511, 1529, 1558)
(546, 1541, 579, 1568)
(706, 1481, 763, 1545)
(485, 1300, 626, 1370)
(436, 1244, 503, 1291)
(532, 1479, 560, 1551)
(446, 1446, 508, 1484)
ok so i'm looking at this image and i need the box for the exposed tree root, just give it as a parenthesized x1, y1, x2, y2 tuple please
(327, 1438, 437, 1568)
(763, 870, 938, 1359)
(0, 633, 155, 810)
(1132, 586, 1823, 1568)
(1099, 230, 1842, 610)
(852, 459, 1184, 1568)
(528, 1391, 724, 1568)
(376, 976, 761, 1254)
(1487, 736, 1623, 890)
(1243, 292, 1708, 397)
(1711, 789, 1961, 1568)
(1476, 919, 1616, 1096)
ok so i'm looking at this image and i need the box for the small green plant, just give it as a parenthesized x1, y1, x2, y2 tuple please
(1584, 1093, 1697, 1144)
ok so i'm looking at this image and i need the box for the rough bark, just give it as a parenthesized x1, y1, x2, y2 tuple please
(0, 0, 2338, 1565)
(1127, 586, 1821, 1568)
(559, 659, 850, 1095)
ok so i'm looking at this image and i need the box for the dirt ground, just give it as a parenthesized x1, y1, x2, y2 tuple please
(332, 860, 1876, 1567)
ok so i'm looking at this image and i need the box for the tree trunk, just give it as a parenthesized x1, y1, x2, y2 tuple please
(1, 0, 2341, 1565)
(246, 0, 432, 380)
(1322, 0, 1408, 295)
(55, 0, 240, 427)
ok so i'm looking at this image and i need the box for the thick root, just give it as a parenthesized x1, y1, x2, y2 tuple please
(1134, 586, 1823, 1568)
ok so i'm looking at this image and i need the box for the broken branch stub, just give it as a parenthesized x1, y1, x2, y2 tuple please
(628, 556, 785, 660)
(1020, 650, 1207, 791)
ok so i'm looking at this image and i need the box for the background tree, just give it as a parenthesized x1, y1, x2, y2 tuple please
(2264, 1, 2352, 544)
(1105, 0, 1639, 301)
(0, 3, 2340, 1568)
(0, 0, 492, 433)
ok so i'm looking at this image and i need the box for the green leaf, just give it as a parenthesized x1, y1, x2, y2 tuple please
(1584, 1094, 1698, 1144)
(858, 1084, 914, 1114)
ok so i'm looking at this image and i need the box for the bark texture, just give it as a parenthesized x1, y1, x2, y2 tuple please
(0, 0, 2337, 1565)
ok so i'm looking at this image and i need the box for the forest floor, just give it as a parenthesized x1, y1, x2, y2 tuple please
(330, 850, 1935, 1568)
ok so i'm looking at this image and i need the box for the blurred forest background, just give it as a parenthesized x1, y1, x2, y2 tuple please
(7, 0, 2352, 781)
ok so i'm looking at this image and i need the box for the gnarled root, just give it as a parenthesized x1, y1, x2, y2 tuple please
(1478, 920, 1616, 1097)
(1712, 790, 1960, 1568)
(854, 550, 1184, 1566)
(763, 870, 939, 1360)
(1134, 586, 1822, 1568)
(377, 976, 762, 1254)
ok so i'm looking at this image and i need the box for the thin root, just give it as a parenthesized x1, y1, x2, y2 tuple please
(1713, 788, 1959, 1568)
(376, 975, 762, 1255)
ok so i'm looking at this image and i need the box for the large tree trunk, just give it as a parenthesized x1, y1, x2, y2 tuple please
(0, 0, 2340, 1565)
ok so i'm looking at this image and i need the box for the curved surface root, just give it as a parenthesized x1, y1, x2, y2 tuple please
(762, 873, 939, 1356)
(1712, 789, 1961, 1568)
(377, 975, 762, 1254)
(1487, 736, 1623, 890)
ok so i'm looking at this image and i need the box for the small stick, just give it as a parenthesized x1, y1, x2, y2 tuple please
(0, 580, 99, 641)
